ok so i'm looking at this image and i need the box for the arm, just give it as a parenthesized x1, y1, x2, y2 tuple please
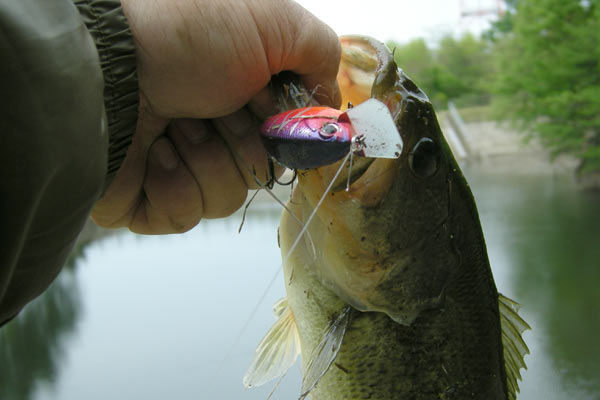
(73, 0, 139, 190)
(0, 0, 111, 325)
(0, 0, 341, 325)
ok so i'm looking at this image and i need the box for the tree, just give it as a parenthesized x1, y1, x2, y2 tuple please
(492, 0, 600, 171)
(388, 34, 493, 109)
(483, 0, 518, 41)
(387, 38, 445, 104)
(437, 33, 494, 106)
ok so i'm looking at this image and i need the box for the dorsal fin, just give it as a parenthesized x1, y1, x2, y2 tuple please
(243, 298, 301, 388)
(499, 294, 531, 400)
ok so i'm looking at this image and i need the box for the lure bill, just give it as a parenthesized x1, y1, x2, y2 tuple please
(260, 98, 403, 170)
(345, 98, 403, 159)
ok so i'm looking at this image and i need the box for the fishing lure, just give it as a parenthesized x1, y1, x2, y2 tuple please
(260, 98, 403, 170)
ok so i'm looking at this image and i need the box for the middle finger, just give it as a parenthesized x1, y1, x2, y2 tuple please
(168, 118, 248, 219)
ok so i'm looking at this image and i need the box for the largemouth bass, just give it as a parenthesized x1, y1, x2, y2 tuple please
(245, 36, 529, 400)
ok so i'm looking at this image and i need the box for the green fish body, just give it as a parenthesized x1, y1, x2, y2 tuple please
(245, 36, 528, 400)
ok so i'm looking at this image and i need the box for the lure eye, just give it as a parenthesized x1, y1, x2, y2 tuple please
(408, 138, 440, 178)
(319, 122, 341, 139)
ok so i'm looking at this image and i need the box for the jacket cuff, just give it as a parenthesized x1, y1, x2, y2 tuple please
(74, 0, 138, 189)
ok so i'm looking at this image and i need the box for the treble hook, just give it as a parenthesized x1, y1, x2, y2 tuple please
(267, 157, 297, 187)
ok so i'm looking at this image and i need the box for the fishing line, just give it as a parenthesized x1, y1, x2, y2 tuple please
(229, 144, 303, 233)
(266, 373, 286, 400)
(275, 107, 311, 135)
(215, 151, 351, 390)
(238, 185, 299, 234)
(257, 184, 317, 262)
(233, 147, 318, 259)
(212, 148, 307, 385)
(261, 152, 354, 399)
(238, 189, 261, 233)
(247, 175, 318, 260)
(280, 151, 352, 274)
(345, 150, 354, 191)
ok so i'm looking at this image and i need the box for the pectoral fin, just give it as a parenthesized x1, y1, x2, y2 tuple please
(243, 298, 301, 388)
(499, 294, 531, 400)
(299, 306, 352, 399)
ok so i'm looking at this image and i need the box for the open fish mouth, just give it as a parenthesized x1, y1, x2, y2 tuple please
(331, 156, 375, 192)
(330, 155, 375, 192)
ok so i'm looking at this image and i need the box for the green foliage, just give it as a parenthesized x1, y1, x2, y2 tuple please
(483, 0, 518, 41)
(437, 34, 494, 99)
(387, 0, 600, 171)
(492, 0, 600, 171)
(388, 33, 493, 109)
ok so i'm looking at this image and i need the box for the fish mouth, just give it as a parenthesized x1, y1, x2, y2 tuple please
(330, 156, 375, 192)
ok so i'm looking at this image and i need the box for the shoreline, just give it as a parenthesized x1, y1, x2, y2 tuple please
(440, 112, 600, 189)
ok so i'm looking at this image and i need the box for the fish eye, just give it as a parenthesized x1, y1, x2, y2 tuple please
(408, 138, 440, 178)
(319, 122, 341, 138)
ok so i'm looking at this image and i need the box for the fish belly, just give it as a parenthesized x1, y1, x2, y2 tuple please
(280, 197, 506, 400)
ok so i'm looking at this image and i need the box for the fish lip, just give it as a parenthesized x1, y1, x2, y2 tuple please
(330, 156, 375, 192)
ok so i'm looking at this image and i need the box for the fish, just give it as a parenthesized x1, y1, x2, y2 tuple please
(244, 36, 529, 400)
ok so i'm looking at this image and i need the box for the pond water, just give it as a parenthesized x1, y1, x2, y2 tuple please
(1, 169, 599, 400)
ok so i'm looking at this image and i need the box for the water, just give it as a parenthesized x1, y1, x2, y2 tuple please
(1, 171, 598, 400)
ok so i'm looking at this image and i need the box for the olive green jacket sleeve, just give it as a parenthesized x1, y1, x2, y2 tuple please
(74, 0, 139, 186)
(0, 0, 138, 326)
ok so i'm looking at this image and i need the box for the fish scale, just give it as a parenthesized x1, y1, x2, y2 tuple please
(279, 182, 508, 399)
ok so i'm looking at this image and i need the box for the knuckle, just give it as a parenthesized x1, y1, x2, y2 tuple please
(168, 215, 201, 234)
(208, 187, 247, 218)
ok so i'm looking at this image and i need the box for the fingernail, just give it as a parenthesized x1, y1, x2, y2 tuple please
(177, 118, 209, 144)
(311, 81, 340, 108)
(332, 81, 342, 108)
(152, 139, 179, 170)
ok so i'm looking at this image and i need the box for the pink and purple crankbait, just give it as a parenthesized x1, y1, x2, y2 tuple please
(260, 106, 352, 169)
(260, 98, 403, 170)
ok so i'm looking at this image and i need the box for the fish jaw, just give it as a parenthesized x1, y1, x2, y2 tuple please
(294, 157, 396, 302)
(277, 36, 453, 325)
(295, 149, 453, 325)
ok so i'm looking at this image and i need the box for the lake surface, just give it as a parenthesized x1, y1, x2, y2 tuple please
(1, 169, 599, 400)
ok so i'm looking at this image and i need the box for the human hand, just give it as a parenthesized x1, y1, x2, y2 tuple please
(91, 0, 341, 234)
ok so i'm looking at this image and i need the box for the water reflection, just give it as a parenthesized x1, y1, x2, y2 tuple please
(0, 252, 82, 400)
(464, 170, 600, 398)
(1, 175, 598, 400)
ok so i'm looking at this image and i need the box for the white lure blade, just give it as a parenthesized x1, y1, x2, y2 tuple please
(344, 98, 403, 159)
(299, 306, 352, 399)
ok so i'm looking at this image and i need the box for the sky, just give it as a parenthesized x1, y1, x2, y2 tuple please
(295, 0, 504, 45)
